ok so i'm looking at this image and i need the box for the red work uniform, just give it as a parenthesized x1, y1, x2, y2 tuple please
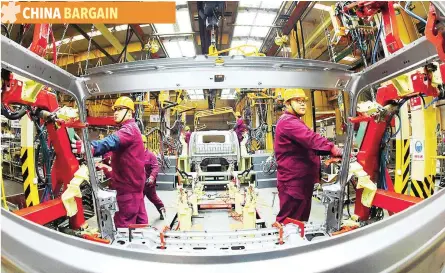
(234, 118, 247, 143)
(274, 112, 334, 222)
(143, 150, 164, 210)
(92, 119, 148, 228)
(185, 131, 191, 145)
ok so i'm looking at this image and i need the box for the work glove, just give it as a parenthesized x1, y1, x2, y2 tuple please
(71, 140, 85, 154)
(146, 176, 154, 186)
(330, 145, 344, 157)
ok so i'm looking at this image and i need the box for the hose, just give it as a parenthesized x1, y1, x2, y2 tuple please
(401, 1, 427, 25)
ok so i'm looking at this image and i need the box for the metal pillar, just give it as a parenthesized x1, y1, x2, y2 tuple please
(409, 97, 437, 198)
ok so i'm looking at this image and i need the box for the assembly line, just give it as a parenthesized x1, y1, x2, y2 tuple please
(1, 1, 445, 272)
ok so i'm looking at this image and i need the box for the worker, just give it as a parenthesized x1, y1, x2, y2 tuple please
(142, 135, 166, 220)
(71, 96, 147, 228)
(233, 111, 247, 143)
(184, 126, 191, 145)
(274, 89, 343, 223)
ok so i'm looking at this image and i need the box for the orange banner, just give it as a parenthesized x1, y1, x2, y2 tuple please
(1, 1, 176, 24)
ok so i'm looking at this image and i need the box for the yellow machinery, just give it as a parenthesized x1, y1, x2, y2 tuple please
(194, 107, 236, 130)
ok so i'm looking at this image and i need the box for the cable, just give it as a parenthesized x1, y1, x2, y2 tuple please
(372, 17, 383, 65)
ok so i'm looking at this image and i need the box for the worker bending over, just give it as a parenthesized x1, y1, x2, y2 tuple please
(274, 89, 343, 222)
(142, 135, 166, 220)
(72, 96, 147, 228)
(233, 111, 247, 143)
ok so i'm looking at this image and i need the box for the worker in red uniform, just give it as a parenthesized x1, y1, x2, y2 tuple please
(274, 89, 343, 223)
(142, 135, 166, 220)
(72, 96, 147, 228)
(233, 111, 247, 143)
(184, 126, 191, 145)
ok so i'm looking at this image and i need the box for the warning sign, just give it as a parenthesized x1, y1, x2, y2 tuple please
(409, 97, 422, 111)
(411, 139, 425, 161)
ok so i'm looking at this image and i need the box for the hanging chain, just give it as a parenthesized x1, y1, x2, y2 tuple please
(84, 24, 95, 74)
(56, 24, 69, 59)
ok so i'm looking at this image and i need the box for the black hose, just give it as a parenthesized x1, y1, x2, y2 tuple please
(372, 19, 383, 64)
(1, 104, 27, 120)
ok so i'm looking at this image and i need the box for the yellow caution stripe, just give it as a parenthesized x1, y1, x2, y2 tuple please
(20, 147, 39, 207)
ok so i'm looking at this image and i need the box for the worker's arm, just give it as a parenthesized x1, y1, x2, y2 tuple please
(149, 152, 159, 180)
(91, 134, 120, 156)
(233, 119, 242, 130)
(285, 119, 334, 155)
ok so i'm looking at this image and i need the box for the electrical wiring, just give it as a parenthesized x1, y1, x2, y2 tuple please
(372, 18, 383, 64)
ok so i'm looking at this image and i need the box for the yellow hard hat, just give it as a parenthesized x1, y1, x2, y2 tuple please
(141, 135, 147, 143)
(283, 88, 308, 102)
(112, 96, 135, 112)
(184, 126, 190, 131)
(235, 111, 241, 117)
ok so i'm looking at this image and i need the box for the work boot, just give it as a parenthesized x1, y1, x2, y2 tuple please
(158, 207, 166, 220)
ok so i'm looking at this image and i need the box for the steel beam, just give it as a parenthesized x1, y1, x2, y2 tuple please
(1, 36, 79, 97)
(266, 1, 311, 56)
(57, 42, 143, 67)
(94, 24, 135, 62)
(129, 24, 146, 46)
(71, 24, 117, 64)
(83, 56, 352, 94)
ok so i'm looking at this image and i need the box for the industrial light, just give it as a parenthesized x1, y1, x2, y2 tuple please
(238, 0, 261, 8)
(260, 1, 283, 9)
(250, 26, 269, 37)
(221, 88, 236, 100)
(236, 11, 256, 25)
(254, 12, 276, 25)
(233, 26, 251, 37)
(313, 3, 332, 12)
(154, 23, 175, 34)
(239, 1, 282, 9)
(163, 39, 196, 58)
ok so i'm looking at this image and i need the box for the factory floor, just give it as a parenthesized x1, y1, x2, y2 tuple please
(3, 178, 444, 231)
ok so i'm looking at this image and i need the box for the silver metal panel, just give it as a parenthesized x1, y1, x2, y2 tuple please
(1, 36, 81, 99)
(2, 188, 445, 272)
(82, 56, 353, 95)
(356, 37, 438, 93)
